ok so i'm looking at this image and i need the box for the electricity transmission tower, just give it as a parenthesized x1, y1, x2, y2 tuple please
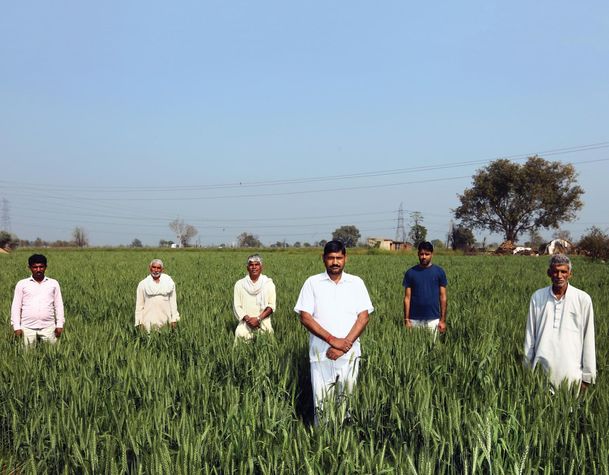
(395, 203, 407, 242)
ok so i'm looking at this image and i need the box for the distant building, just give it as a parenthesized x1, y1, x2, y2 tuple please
(367, 237, 412, 251)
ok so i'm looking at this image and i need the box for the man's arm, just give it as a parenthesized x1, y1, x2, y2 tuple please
(169, 287, 180, 327)
(403, 287, 412, 328)
(54, 283, 65, 337)
(299, 311, 352, 354)
(523, 296, 537, 368)
(11, 282, 24, 336)
(234, 284, 261, 329)
(327, 310, 370, 360)
(135, 283, 145, 328)
(437, 286, 447, 333)
(258, 282, 276, 321)
(580, 298, 596, 390)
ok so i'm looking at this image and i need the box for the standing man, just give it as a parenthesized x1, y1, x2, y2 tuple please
(233, 254, 276, 341)
(294, 240, 374, 420)
(403, 241, 448, 332)
(11, 254, 65, 347)
(135, 259, 180, 332)
(524, 254, 596, 391)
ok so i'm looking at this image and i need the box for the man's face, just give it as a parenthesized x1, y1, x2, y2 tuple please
(149, 263, 163, 279)
(247, 260, 262, 280)
(417, 249, 433, 267)
(323, 251, 346, 277)
(547, 264, 572, 290)
(29, 263, 47, 281)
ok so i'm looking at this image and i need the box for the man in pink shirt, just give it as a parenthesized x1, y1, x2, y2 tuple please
(11, 254, 65, 346)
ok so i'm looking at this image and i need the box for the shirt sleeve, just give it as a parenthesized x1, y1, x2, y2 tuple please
(265, 281, 277, 312)
(523, 295, 537, 367)
(169, 286, 180, 323)
(439, 268, 448, 287)
(11, 281, 24, 331)
(581, 296, 596, 384)
(294, 278, 314, 315)
(135, 282, 145, 326)
(402, 270, 410, 288)
(355, 279, 374, 314)
(54, 282, 65, 328)
(233, 282, 247, 321)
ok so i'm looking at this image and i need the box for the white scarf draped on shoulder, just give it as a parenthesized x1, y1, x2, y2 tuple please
(143, 273, 175, 296)
(241, 274, 272, 311)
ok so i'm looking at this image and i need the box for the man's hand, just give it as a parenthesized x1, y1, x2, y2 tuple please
(404, 319, 413, 329)
(326, 347, 345, 361)
(437, 321, 447, 333)
(244, 316, 260, 329)
(170, 322, 177, 329)
(328, 336, 352, 352)
(55, 327, 64, 338)
(14, 329, 23, 338)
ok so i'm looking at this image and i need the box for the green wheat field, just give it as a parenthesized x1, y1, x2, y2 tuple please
(1, 249, 607, 474)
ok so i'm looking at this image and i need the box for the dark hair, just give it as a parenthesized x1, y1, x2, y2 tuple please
(323, 240, 346, 256)
(28, 254, 47, 266)
(417, 241, 434, 253)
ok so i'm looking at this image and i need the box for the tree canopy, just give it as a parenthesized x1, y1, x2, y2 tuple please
(448, 224, 475, 251)
(237, 232, 262, 248)
(408, 212, 427, 247)
(332, 225, 361, 247)
(72, 227, 89, 247)
(0, 230, 19, 250)
(454, 156, 583, 243)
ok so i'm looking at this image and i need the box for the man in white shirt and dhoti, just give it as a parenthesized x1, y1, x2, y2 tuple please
(233, 254, 276, 341)
(135, 259, 180, 332)
(524, 254, 596, 392)
(294, 240, 373, 423)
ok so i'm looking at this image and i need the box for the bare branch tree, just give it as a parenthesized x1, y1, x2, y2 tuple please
(169, 219, 198, 247)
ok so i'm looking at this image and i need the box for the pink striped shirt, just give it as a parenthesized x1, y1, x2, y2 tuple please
(11, 277, 65, 330)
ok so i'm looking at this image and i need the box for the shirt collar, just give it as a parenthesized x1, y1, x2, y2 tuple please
(29, 276, 49, 283)
(322, 271, 353, 284)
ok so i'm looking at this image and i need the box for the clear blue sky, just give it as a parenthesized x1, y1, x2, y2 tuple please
(2, 1, 608, 246)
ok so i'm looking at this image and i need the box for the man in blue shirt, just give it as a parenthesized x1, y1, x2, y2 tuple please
(403, 241, 448, 332)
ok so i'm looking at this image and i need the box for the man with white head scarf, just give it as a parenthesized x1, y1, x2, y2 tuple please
(233, 254, 276, 341)
(135, 259, 180, 332)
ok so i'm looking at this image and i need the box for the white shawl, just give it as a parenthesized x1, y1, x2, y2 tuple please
(241, 274, 272, 311)
(143, 274, 175, 297)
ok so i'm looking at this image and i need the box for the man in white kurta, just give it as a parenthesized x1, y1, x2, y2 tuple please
(234, 254, 276, 341)
(294, 240, 373, 421)
(524, 254, 596, 390)
(135, 259, 180, 332)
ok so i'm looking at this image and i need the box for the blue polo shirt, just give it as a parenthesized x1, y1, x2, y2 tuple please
(402, 264, 447, 320)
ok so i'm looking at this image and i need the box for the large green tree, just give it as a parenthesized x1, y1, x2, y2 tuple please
(237, 232, 262, 248)
(408, 211, 427, 247)
(448, 224, 475, 251)
(332, 225, 361, 247)
(454, 156, 583, 243)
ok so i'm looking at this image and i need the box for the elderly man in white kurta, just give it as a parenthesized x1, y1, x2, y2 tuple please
(524, 254, 596, 391)
(135, 259, 180, 332)
(294, 240, 373, 421)
(233, 254, 276, 341)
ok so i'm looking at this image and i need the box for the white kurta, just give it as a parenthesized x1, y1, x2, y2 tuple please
(233, 275, 276, 340)
(524, 284, 596, 387)
(294, 271, 374, 416)
(135, 274, 180, 331)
